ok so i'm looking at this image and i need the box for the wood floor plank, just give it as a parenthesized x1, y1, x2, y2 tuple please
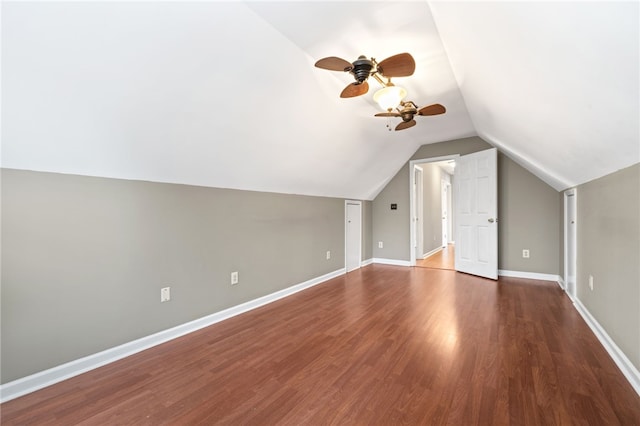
(2, 265, 639, 425)
(416, 244, 455, 270)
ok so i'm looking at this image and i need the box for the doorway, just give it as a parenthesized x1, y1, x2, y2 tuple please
(410, 156, 457, 270)
(410, 149, 498, 279)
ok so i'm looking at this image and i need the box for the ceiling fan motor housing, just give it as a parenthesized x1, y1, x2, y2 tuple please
(351, 55, 374, 83)
(401, 104, 417, 122)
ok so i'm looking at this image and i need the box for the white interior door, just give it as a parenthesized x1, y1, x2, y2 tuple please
(345, 201, 362, 273)
(564, 190, 577, 299)
(414, 166, 424, 259)
(454, 148, 498, 279)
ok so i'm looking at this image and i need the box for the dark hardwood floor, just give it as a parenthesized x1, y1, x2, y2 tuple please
(2, 265, 639, 424)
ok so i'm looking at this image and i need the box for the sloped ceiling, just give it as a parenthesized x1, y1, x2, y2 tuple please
(429, 1, 639, 190)
(2, 1, 638, 199)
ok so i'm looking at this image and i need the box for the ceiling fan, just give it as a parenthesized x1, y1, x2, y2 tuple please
(314, 53, 415, 98)
(375, 101, 446, 131)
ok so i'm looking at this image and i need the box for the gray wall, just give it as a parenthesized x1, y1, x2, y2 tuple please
(372, 161, 411, 259)
(372, 136, 561, 275)
(1, 169, 369, 383)
(498, 153, 561, 274)
(576, 163, 640, 370)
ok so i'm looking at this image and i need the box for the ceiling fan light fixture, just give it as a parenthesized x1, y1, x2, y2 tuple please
(373, 86, 407, 112)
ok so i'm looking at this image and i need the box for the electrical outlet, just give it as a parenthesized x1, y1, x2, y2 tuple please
(231, 271, 239, 285)
(326, 250, 331, 260)
(522, 249, 530, 258)
(378, 241, 384, 249)
(160, 287, 171, 302)
(589, 275, 594, 291)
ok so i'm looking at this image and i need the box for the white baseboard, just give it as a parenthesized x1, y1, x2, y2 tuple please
(498, 269, 562, 284)
(372, 258, 411, 267)
(361, 258, 374, 267)
(0, 267, 346, 403)
(422, 247, 443, 259)
(573, 299, 640, 396)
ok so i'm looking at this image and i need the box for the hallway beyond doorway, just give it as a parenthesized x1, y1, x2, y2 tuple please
(416, 244, 455, 270)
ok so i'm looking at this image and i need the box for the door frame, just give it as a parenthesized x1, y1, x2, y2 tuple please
(409, 155, 459, 266)
(345, 200, 362, 272)
(563, 189, 577, 300)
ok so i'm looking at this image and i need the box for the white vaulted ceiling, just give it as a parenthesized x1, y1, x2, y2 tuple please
(2, 1, 638, 199)
(429, 1, 640, 190)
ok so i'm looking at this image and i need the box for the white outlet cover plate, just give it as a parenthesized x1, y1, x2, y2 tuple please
(161, 287, 170, 302)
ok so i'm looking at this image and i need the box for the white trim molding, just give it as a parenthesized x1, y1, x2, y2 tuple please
(498, 269, 562, 285)
(573, 299, 640, 396)
(0, 267, 346, 403)
(372, 258, 412, 267)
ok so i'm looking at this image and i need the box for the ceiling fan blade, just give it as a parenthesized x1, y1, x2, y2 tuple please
(418, 103, 446, 116)
(340, 81, 369, 98)
(315, 56, 353, 72)
(395, 119, 417, 131)
(375, 112, 401, 117)
(377, 53, 416, 77)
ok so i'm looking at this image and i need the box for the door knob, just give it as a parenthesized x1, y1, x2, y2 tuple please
(488, 218, 495, 223)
